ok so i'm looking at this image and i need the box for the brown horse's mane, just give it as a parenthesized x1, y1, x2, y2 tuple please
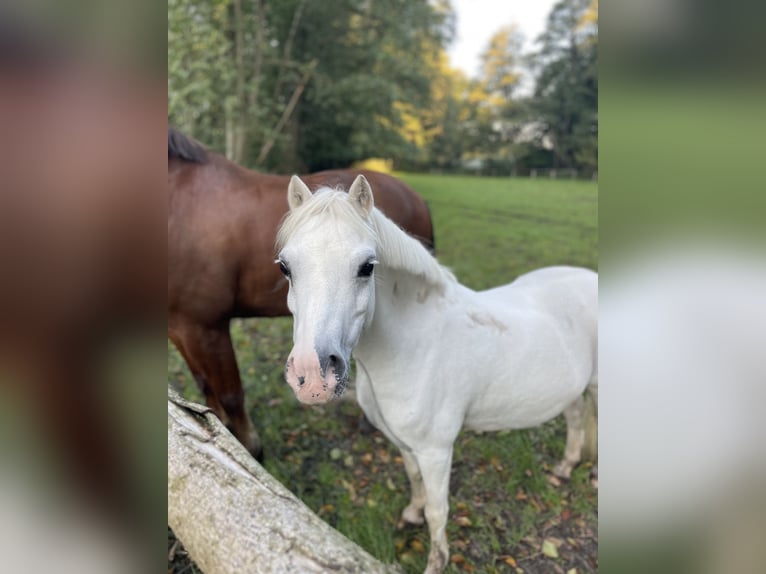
(168, 127, 208, 164)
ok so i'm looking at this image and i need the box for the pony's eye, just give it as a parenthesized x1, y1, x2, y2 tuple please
(278, 260, 291, 278)
(357, 261, 376, 278)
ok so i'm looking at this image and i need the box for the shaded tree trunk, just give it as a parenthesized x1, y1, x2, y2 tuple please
(167, 386, 402, 574)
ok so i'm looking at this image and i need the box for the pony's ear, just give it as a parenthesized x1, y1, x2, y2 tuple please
(288, 175, 312, 210)
(348, 174, 374, 216)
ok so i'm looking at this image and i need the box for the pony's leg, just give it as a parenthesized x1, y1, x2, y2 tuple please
(169, 320, 262, 460)
(416, 448, 453, 574)
(397, 450, 426, 527)
(553, 395, 585, 479)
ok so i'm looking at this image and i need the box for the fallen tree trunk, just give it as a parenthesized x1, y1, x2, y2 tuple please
(167, 386, 402, 574)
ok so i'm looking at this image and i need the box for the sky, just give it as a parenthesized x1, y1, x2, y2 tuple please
(447, 0, 558, 78)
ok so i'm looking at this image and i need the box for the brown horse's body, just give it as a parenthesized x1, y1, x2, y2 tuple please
(168, 130, 433, 457)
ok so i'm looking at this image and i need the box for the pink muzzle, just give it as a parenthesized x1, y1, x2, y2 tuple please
(285, 348, 347, 404)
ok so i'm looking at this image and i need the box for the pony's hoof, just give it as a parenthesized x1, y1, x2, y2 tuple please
(424, 546, 448, 574)
(397, 505, 425, 529)
(552, 461, 572, 480)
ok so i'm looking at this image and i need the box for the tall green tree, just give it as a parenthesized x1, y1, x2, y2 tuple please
(479, 24, 524, 102)
(168, 0, 454, 171)
(529, 0, 598, 173)
(168, 0, 316, 165)
(292, 0, 454, 170)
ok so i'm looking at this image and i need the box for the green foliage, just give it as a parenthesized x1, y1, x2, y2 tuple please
(169, 174, 597, 573)
(479, 25, 524, 102)
(168, 0, 236, 147)
(168, 1, 597, 176)
(168, 0, 454, 170)
(422, 0, 598, 177)
(529, 0, 598, 173)
(294, 0, 453, 170)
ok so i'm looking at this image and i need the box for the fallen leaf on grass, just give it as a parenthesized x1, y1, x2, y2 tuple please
(386, 478, 396, 491)
(410, 539, 425, 553)
(497, 555, 517, 567)
(547, 474, 562, 487)
(318, 504, 335, 516)
(542, 539, 559, 558)
(340, 479, 357, 502)
(521, 535, 538, 547)
(453, 539, 468, 551)
(330, 448, 342, 460)
(377, 448, 391, 463)
(454, 516, 472, 527)
(450, 554, 465, 564)
(399, 551, 417, 565)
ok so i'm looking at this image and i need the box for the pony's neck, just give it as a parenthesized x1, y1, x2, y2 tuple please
(358, 266, 449, 361)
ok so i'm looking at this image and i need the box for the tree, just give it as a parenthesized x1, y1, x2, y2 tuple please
(479, 24, 524, 102)
(168, 0, 455, 172)
(168, 0, 317, 165)
(292, 0, 454, 171)
(529, 0, 598, 173)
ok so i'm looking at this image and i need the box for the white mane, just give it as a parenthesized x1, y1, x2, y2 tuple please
(276, 187, 455, 291)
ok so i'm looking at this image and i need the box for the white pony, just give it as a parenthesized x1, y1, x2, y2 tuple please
(276, 175, 598, 574)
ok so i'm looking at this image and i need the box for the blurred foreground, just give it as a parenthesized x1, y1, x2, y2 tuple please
(0, 3, 165, 572)
(601, 1, 766, 572)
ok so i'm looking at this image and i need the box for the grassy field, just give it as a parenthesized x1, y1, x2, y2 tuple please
(168, 174, 598, 573)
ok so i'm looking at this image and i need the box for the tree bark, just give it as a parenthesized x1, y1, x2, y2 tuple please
(167, 386, 403, 574)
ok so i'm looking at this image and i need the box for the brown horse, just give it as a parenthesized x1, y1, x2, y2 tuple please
(168, 129, 434, 459)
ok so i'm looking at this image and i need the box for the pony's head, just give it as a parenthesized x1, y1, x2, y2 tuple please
(276, 175, 378, 404)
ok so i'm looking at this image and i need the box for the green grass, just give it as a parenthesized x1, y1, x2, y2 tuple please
(169, 174, 598, 573)
(398, 173, 597, 289)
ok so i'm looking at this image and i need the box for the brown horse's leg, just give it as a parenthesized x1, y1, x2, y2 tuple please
(168, 320, 262, 460)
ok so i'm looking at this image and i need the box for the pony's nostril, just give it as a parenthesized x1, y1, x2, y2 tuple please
(329, 354, 338, 365)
